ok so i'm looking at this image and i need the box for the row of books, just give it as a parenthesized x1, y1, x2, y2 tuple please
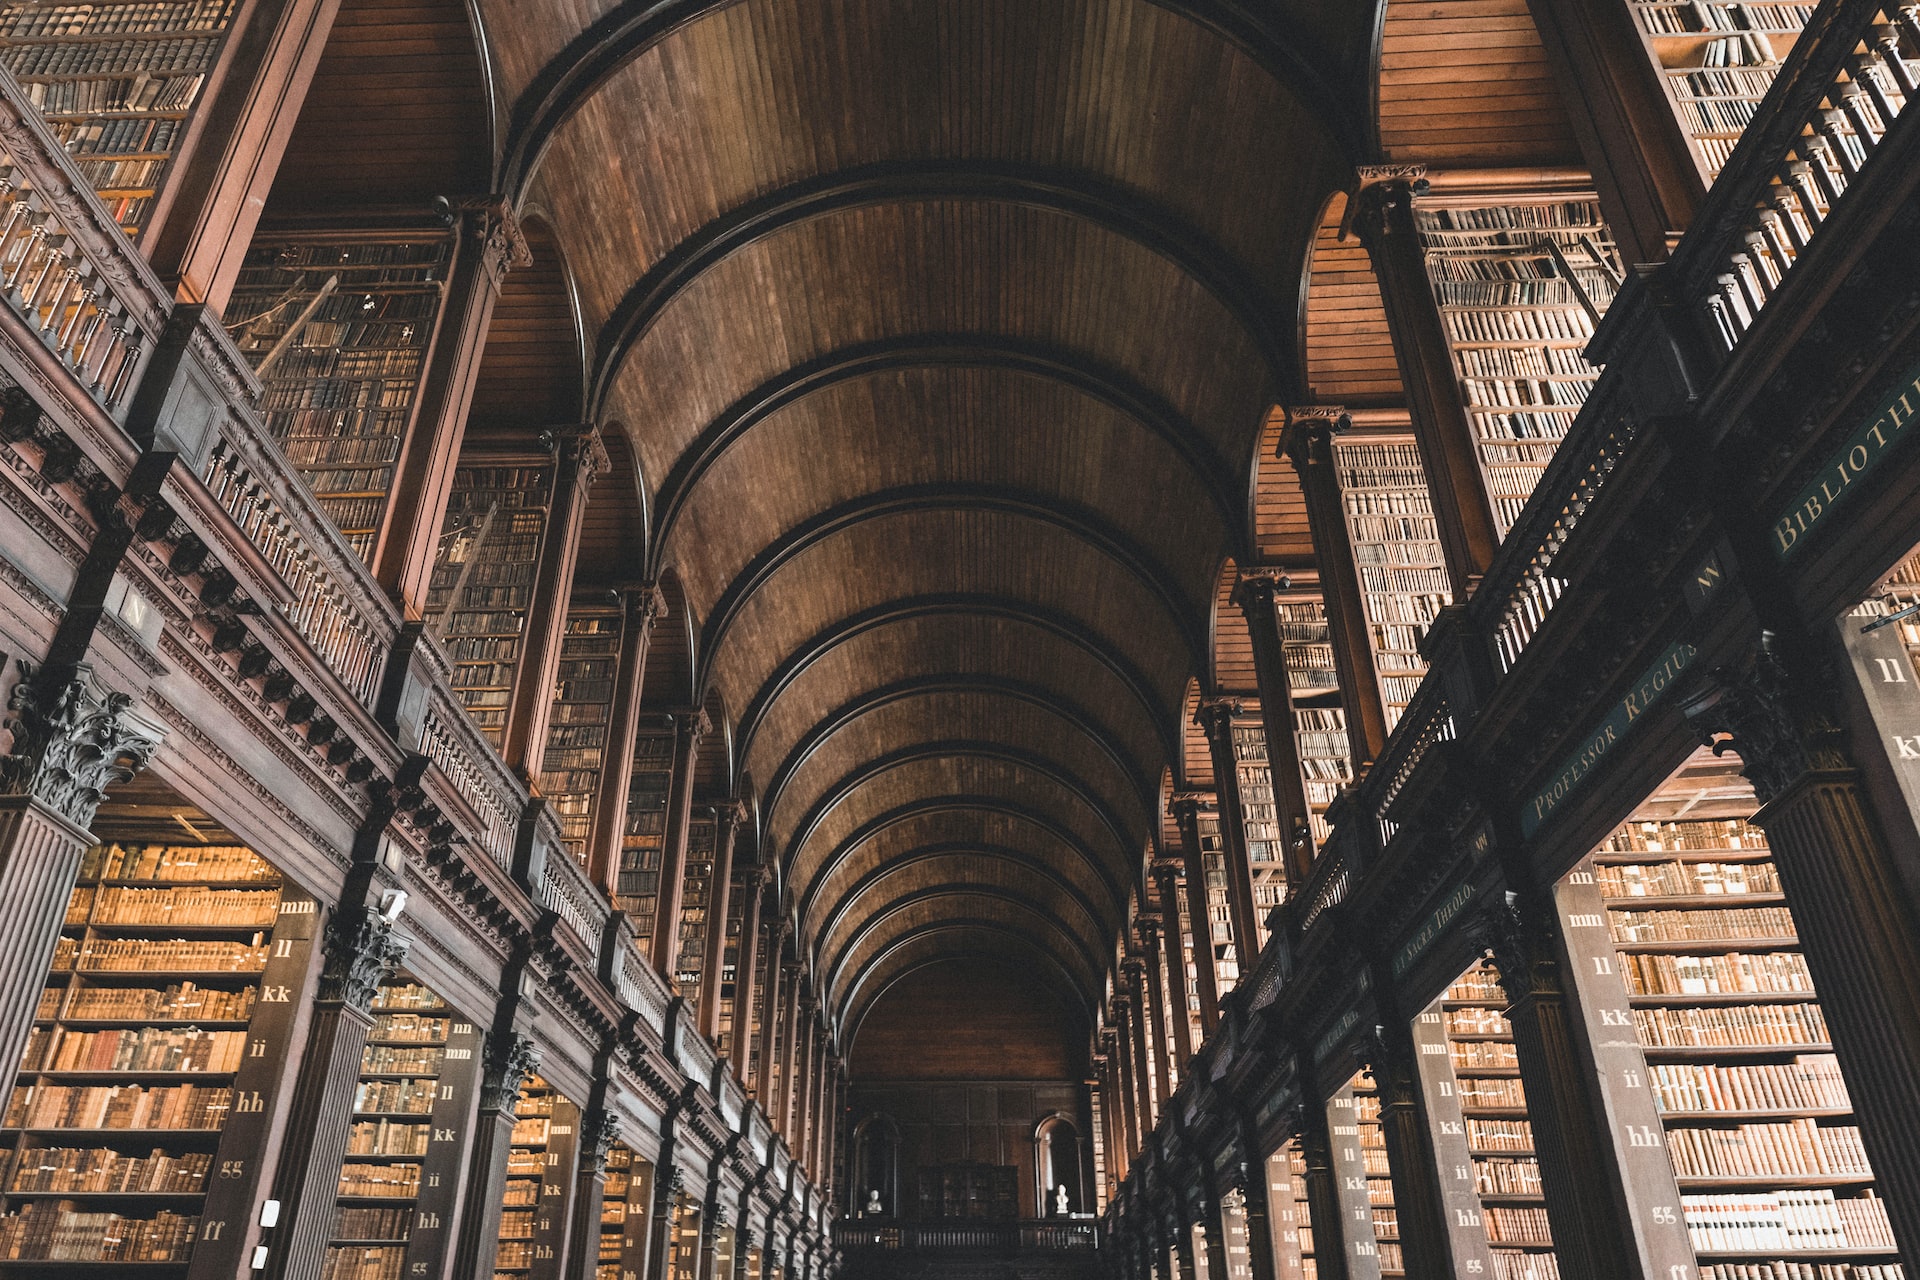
(1453, 344, 1595, 380)
(1484, 1204, 1552, 1245)
(4, 1082, 231, 1131)
(29, 1026, 246, 1074)
(58, 936, 269, 971)
(47, 115, 178, 156)
(71, 156, 163, 189)
(1452, 1040, 1521, 1070)
(284, 435, 404, 469)
(1441, 308, 1592, 345)
(1621, 951, 1814, 995)
(43, 982, 256, 1023)
(1680, 97, 1762, 135)
(1475, 1156, 1544, 1197)
(1459, 377, 1591, 410)
(359, 1045, 441, 1076)
(353, 1078, 437, 1116)
(345, 1120, 430, 1157)
(1635, 1003, 1830, 1049)
(1696, 1267, 1906, 1280)
(1610, 907, 1796, 943)
(1682, 1190, 1895, 1252)
(371, 985, 444, 1013)
(369, 1014, 448, 1045)
(81, 844, 275, 884)
(332, 1205, 411, 1242)
(1466, 1119, 1536, 1153)
(1458, 1076, 1528, 1109)
(89, 886, 279, 927)
(0, 1, 236, 40)
(1604, 822, 1765, 854)
(1490, 1252, 1561, 1280)
(1649, 1056, 1850, 1114)
(2, 35, 218, 76)
(1666, 1120, 1872, 1178)
(1446, 1007, 1513, 1036)
(18, 72, 204, 114)
(9, 1145, 209, 1193)
(0, 1204, 196, 1261)
(336, 1163, 420, 1198)
(322, 1244, 405, 1280)
(1633, 2, 1816, 35)
(1598, 860, 1780, 897)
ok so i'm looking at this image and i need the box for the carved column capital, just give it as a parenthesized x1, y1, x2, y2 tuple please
(1135, 915, 1163, 945)
(1469, 889, 1560, 1004)
(0, 661, 160, 832)
(623, 581, 670, 626)
(581, 1107, 622, 1174)
(715, 797, 751, 839)
(1680, 631, 1847, 805)
(540, 422, 609, 481)
(318, 908, 410, 1011)
(1193, 696, 1242, 743)
(1149, 857, 1186, 880)
(1168, 791, 1211, 823)
(449, 194, 532, 280)
(480, 1031, 542, 1112)
(1229, 570, 1291, 615)
(677, 708, 714, 746)
(1280, 407, 1347, 471)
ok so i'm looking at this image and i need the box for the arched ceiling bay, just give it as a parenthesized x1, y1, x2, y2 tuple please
(481, 0, 1381, 1059)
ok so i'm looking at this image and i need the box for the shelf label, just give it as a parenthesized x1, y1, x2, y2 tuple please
(1523, 641, 1698, 836)
(1773, 355, 1920, 560)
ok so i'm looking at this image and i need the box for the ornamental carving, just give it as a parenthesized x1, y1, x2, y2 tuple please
(0, 661, 160, 831)
(449, 195, 533, 279)
(318, 909, 410, 1011)
(1469, 889, 1559, 1003)
(481, 1031, 542, 1113)
(1681, 630, 1850, 805)
(580, 1107, 622, 1173)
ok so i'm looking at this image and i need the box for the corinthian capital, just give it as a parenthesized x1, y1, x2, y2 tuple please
(1193, 696, 1243, 740)
(448, 194, 533, 279)
(1680, 630, 1847, 805)
(319, 908, 411, 1011)
(0, 661, 160, 832)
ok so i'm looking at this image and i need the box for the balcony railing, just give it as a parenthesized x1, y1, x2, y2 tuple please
(834, 1220, 1100, 1252)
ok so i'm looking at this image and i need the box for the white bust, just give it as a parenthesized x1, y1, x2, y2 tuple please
(1055, 1184, 1071, 1216)
(865, 1189, 883, 1216)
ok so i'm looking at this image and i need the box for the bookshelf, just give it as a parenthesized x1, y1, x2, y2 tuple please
(0, 841, 315, 1272)
(1412, 196, 1622, 533)
(1196, 809, 1240, 997)
(616, 731, 674, 953)
(1326, 1073, 1396, 1280)
(672, 816, 716, 1003)
(597, 1143, 652, 1280)
(538, 609, 623, 867)
(1276, 594, 1352, 849)
(1427, 963, 1561, 1280)
(715, 876, 742, 1061)
(428, 461, 556, 748)
(1166, 870, 1205, 1064)
(323, 976, 478, 1280)
(1590, 812, 1899, 1275)
(1265, 1144, 1311, 1280)
(0, 0, 237, 236)
(226, 235, 453, 561)
(1231, 716, 1288, 933)
(1627, 1, 1819, 180)
(492, 1074, 579, 1280)
(1329, 436, 1451, 731)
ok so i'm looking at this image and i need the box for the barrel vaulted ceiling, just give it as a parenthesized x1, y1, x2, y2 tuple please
(440, 0, 1392, 1053)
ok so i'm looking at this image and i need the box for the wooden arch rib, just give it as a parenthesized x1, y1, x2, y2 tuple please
(838, 922, 1096, 1030)
(819, 888, 1106, 1011)
(760, 676, 1157, 832)
(734, 597, 1179, 769)
(647, 335, 1246, 564)
(586, 162, 1299, 416)
(781, 745, 1139, 893)
(791, 796, 1128, 931)
(496, 0, 1364, 204)
(695, 487, 1208, 696)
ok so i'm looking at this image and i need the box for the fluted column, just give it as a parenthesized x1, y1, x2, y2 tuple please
(1293, 1098, 1350, 1280)
(504, 426, 608, 779)
(1150, 859, 1196, 1068)
(0, 664, 158, 1097)
(651, 709, 711, 974)
(565, 1110, 619, 1280)
(1686, 637, 1920, 1260)
(775, 966, 802, 1143)
(700, 799, 748, 1039)
(1123, 965, 1157, 1129)
(587, 584, 667, 892)
(1195, 698, 1264, 966)
(757, 929, 789, 1103)
(1139, 918, 1176, 1098)
(1097, 1047, 1124, 1188)
(1351, 172, 1498, 596)
(264, 908, 410, 1280)
(372, 201, 532, 617)
(1359, 1019, 1456, 1280)
(1113, 998, 1141, 1158)
(1285, 412, 1390, 771)
(731, 869, 770, 1086)
(1232, 570, 1318, 878)
(452, 1029, 540, 1280)
(1170, 795, 1223, 1032)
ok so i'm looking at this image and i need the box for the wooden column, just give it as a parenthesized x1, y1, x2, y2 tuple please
(1284, 413, 1390, 771)
(263, 909, 409, 1280)
(1351, 172, 1498, 597)
(1195, 698, 1264, 968)
(1476, 886, 1682, 1280)
(1113, 998, 1142, 1159)
(651, 709, 711, 974)
(795, 1012, 818, 1173)
(565, 1110, 619, 1280)
(145, 0, 343, 308)
(1292, 1096, 1350, 1280)
(1139, 917, 1177, 1097)
(1232, 571, 1318, 878)
(1524, 0, 1703, 265)
(503, 427, 608, 779)
(452, 1030, 541, 1280)
(371, 201, 531, 618)
(1687, 644, 1920, 1261)
(1232, 1132, 1283, 1280)
(1406, 999, 1499, 1280)
(587, 584, 667, 892)
(1196, 1200, 1231, 1280)
(731, 870, 769, 1087)
(1098, 1046, 1123, 1188)
(775, 964, 803, 1144)
(1124, 967, 1157, 1131)
(0, 665, 157, 1098)
(700, 799, 748, 1039)
(757, 930, 789, 1104)
(1171, 796, 1223, 1036)
(1359, 1016, 1459, 1280)
(1150, 859, 1196, 1068)
(1324, 1083, 1381, 1280)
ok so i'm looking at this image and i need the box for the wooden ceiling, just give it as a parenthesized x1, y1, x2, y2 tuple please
(264, 0, 1603, 1071)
